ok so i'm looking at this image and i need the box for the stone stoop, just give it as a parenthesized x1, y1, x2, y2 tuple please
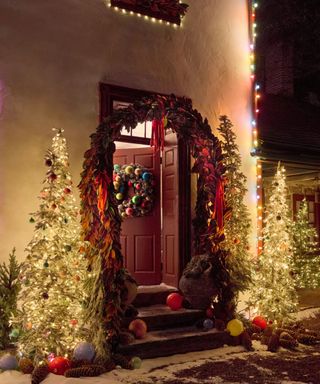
(132, 284, 178, 307)
(118, 325, 230, 359)
(120, 286, 230, 359)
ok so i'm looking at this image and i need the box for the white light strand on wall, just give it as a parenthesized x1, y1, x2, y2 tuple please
(250, 1, 263, 255)
(107, 2, 183, 28)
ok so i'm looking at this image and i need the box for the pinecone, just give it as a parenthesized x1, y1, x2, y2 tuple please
(119, 331, 135, 345)
(275, 327, 296, 338)
(251, 332, 262, 341)
(18, 358, 34, 374)
(104, 359, 116, 372)
(301, 329, 318, 337)
(279, 332, 298, 349)
(112, 353, 133, 369)
(261, 334, 271, 345)
(64, 365, 105, 377)
(267, 333, 280, 352)
(240, 330, 254, 351)
(31, 365, 49, 384)
(297, 333, 318, 345)
(263, 325, 274, 337)
(70, 359, 93, 368)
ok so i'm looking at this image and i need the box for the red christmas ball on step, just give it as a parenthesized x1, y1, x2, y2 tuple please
(206, 307, 214, 319)
(48, 356, 70, 375)
(252, 315, 267, 330)
(129, 319, 148, 339)
(166, 293, 183, 311)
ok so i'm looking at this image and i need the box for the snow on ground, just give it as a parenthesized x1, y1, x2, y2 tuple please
(1, 308, 319, 384)
(0, 342, 312, 384)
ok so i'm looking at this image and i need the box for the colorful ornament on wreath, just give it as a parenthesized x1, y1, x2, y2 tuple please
(113, 163, 155, 218)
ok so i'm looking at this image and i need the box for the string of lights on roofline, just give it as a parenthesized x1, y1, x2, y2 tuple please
(107, 2, 183, 28)
(249, 1, 264, 254)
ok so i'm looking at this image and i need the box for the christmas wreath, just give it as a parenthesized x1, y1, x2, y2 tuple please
(113, 164, 155, 218)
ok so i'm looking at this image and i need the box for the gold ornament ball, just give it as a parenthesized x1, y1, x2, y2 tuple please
(25, 322, 32, 330)
(226, 319, 244, 336)
(116, 193, 123, 200)
(19, 358, 34, 374)
(125, 166, 134, 175)
(113, 181, 120, 190)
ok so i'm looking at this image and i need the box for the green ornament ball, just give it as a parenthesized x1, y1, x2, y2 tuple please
(131, 195, 141, 205)
(65, 245, 72, 252)
(116, 193, 123, 200)
(130, 356, 142, 369)
(114, 164, 121, 172)
(29, 217, 35, 223)
(9, 328, 20, 338)
(125, 165, 134, 175)
(43, 261, 49, 268)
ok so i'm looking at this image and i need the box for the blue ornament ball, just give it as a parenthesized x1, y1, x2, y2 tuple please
(142, 172, 151, 181)
(73, 342, 95, 362)
(0, 354, 18, 371)
(203, 319, 214, 330)
(130, 356, 142, 369)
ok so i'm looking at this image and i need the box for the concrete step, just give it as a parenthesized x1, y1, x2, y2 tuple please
(118, 326, 230, 359)
(123, 304, 205, 331)
(132, 284, 178, 307)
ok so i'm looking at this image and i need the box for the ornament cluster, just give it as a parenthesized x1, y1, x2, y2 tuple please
(0, 341, 142, 382)
(113, 164, 155, 218)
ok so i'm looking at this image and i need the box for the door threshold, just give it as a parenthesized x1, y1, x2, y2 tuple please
(137, 283, 178, 294)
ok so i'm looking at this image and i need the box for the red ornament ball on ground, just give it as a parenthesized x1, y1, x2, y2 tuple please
(48, 357, 70, 375)
(129, 319, 148, 339)
(206, 307, 214, 318)
(252, 315, 267, 330)
(166, 293, 183, 311)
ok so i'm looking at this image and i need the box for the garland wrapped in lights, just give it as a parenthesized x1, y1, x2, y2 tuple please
(79, 94, 231, 359)
(110, 0, 188, 25)
(113, 163, 155, 218)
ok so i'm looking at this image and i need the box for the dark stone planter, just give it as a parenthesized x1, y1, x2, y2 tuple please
(179, 254, 218, 310)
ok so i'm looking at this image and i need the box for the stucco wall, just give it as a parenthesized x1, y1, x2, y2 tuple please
(0, 0, 255, 263)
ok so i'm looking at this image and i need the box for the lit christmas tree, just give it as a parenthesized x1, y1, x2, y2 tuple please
(15, 129, 87, 362)
(249, 164, 298, 322)
(291, 198, 320, 288)
(217, 116, 252, 300)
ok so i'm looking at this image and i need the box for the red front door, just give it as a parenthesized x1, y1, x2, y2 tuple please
(162, 131, 180, 287)
(114, 146, 162, 285)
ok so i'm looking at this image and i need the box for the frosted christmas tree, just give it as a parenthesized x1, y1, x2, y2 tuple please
(15, 129, 87, 362)
(217, 116, 252, 299)
(292, 198, 320, 288)
(249, 164, 298, 322)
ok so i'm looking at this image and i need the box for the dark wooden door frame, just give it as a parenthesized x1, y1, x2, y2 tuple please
(99, 82, 191, 276)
